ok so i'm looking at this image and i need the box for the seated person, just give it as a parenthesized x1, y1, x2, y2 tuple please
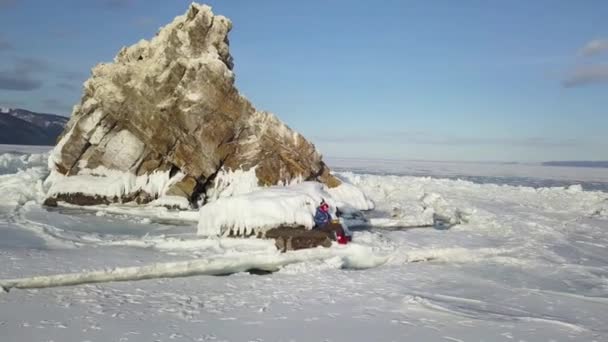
(313, 200, 349, 244)
(314, 199, 332, 227)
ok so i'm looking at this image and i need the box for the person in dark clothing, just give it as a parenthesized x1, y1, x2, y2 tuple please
(314, 200, 332, 227)
(313, 200, 348, 244)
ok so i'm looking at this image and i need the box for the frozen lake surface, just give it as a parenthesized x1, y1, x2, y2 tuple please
(1, 146, 607, 341)
(328, 157, 608, 192)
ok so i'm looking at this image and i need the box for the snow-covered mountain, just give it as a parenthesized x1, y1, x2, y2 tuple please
(0, 107, 68, 146)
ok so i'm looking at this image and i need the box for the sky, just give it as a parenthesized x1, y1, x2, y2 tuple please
(1, 0, 607, 162)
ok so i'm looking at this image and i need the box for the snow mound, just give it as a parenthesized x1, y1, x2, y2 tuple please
(198, 181, 371, 236)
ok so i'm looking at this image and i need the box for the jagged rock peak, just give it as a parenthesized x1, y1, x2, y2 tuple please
(46, 3, 340, 207)
(115, 3, 234, 70)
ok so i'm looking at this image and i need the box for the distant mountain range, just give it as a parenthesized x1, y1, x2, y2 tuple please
(542, 161, 608, 168)
(0, 107, 69, 146)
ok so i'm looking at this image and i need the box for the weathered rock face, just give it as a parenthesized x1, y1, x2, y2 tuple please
(46, 3, 339, 206)
(221, 225, 334, 252)
(265, 226, 333, 252)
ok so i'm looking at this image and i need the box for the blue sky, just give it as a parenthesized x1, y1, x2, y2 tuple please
(1, 0, 607, 161)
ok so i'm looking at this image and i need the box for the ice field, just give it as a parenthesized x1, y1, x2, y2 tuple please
(1, 145, 607, 341)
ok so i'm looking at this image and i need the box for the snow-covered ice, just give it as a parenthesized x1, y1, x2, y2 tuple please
(328, 156, 608, 191)
(1, 146, 608, 341)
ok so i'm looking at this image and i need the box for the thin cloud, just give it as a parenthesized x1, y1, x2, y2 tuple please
(0, 57, 49, 91)
(315, 132, 583, 148)
(562, 64, 608, 87)
(14, 57, 50, 73)
(57, 82, 80, 91)
(56, 71, 87, 92)
(42, 98, 73, 114)
(0, 57, 87, 92)
(0, 72, 42, 91)
(58, 70, 88, 81)
(579, 39, 608, 57)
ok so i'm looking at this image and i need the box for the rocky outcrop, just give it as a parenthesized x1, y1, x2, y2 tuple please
(46, 3, 339, 207)
(220, 224, 334, 252)
(265, 226, 333, 252)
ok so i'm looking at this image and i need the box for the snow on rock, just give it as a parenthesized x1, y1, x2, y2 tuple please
(204, 167, 376, 208)
(198, 182, 325, 236)
(205, 167, 260, 203)
(46, 2, 340, 207)
(45, 167, 185, 205)
(198, 181, 371, 236)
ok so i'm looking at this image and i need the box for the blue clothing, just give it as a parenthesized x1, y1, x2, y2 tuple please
(314, 208, 332, 228)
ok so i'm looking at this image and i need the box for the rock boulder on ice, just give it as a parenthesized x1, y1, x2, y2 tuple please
(45, 3, 339, 206)
(265, 226, 333, 252)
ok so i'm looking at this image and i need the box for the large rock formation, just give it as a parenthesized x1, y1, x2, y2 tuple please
(46, 3, 340, 207)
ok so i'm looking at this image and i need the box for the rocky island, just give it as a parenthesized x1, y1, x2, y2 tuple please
(45, 3, 340, 209)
